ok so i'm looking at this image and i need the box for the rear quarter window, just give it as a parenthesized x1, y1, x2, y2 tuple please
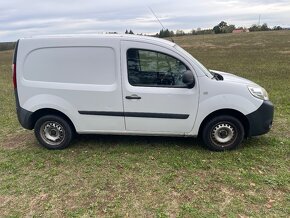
(23, 47, 116, 85)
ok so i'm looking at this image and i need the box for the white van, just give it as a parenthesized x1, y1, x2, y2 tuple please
(13, 34, 274, 151)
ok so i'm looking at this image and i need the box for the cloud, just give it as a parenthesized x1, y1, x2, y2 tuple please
(0, 0, 290, 41)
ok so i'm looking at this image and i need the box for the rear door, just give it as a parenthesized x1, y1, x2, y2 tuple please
(121, 40, 199, 134)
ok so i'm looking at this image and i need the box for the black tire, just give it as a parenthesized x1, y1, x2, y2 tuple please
(202, 115, 244, 151)
(34, 115, 73, 150)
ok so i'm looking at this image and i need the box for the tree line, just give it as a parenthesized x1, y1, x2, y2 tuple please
(212, 21, 283, 33)
(125, 21, 286, 38)
(0, 42, 16, 51)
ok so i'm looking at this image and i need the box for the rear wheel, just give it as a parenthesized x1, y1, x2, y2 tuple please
(34, 115, 73, 149)
(202, 115, 244, 151)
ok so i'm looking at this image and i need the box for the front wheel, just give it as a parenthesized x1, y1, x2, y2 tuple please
(202, 115, 244, 151)
(34, 115, 73, 149)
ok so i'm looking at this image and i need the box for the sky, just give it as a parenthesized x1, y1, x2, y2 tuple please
(1, 0, 290, 42)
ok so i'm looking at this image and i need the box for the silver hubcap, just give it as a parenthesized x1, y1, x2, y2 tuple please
(211, 123, 235, 146)
(40, 121, 65, 146)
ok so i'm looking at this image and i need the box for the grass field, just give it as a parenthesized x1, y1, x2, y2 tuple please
(0, 31, 289, 217)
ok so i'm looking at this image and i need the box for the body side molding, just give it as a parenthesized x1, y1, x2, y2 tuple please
(78, 111, 189, 119)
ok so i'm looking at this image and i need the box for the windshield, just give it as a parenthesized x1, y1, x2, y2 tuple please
(174, 45, 213, 78)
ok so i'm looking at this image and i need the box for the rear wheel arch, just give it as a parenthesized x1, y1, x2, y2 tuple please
(31, 108, 76, 133)
(198, 109, 249, 138)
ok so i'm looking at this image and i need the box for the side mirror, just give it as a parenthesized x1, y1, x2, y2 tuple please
(182, 70, 195, 88)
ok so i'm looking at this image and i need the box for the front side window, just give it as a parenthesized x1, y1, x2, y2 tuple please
(127, 49, 189, 87)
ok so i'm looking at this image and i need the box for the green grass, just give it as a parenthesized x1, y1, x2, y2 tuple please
(0, 31, 289, 217)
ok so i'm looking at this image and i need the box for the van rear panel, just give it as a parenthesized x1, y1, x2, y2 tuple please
(23, 47, 116, 85)
(16, 37, 125, 132)
(13, 40, 34, 129)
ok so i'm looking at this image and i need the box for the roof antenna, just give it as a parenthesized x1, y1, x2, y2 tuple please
(148, 6, 174, 42)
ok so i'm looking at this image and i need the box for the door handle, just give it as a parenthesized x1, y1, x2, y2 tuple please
(126, 94, 141, 100)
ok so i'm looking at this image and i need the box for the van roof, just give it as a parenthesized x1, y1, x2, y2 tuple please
(23, 34, 176, 47)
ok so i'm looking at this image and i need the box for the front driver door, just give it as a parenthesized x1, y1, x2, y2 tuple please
(121, 41, 199, 134)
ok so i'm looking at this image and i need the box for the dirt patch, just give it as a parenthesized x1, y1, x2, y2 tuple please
(252, 42, 266, 46)
(180, 42, 218, 49)
(0, 132, 34, 149)
(219, 187, 234, 212)
(279, 50, 290, 54)
(0, 195, 12, 207)
(0, 195, 13, 217)
(227, 43, 243, 48)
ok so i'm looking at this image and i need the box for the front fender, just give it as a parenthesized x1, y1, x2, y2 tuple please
(190, 94, 263, 136)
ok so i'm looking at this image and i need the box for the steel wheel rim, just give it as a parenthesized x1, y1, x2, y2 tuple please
(211, 122, 236, 147)
(40, 121, 65, 146)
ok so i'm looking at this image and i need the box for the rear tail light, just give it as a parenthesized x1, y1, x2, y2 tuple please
(12, 63, 17, 89)
(12, 40, 19, 89)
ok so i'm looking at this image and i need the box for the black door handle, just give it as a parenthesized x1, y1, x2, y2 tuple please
(126, 94, 141, 100)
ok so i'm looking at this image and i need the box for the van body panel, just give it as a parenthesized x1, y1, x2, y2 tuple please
(190, 76, 263, 135)
(17, 37, 126, 132)
(120, 40, 199, 133)
(23, 47, 116, 85)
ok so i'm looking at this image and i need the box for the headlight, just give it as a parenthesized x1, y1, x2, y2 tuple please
(248, 86, 269, 100)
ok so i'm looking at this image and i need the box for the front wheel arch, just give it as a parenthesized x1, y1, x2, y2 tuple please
(198, 109, 249, 138)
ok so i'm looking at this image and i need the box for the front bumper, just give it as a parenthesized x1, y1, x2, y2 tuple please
(246, 100, 274, 136)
